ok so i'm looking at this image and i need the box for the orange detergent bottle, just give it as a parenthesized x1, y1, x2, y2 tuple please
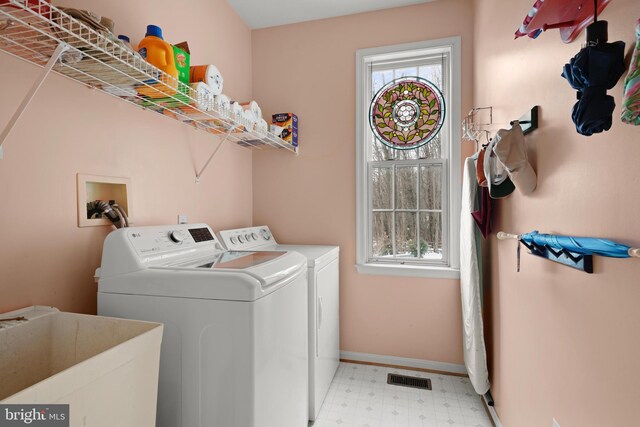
(137, 25, 179, 98)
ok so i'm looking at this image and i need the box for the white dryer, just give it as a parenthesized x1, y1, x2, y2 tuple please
(96, 224, 308, 427)
(219, 225, 339, 421)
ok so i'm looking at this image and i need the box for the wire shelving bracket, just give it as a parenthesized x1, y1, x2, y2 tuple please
(0, 41, 68, 159)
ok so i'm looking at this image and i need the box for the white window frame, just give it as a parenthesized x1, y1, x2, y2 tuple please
(355, 37, 462, 280)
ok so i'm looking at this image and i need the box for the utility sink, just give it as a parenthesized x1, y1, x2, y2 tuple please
(0, 306, 163, 427)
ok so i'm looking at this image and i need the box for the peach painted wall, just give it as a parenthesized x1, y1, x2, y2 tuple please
(0, 0, 253, 314)
(251, 0, 475, 365)
(474, 0, 640, 425)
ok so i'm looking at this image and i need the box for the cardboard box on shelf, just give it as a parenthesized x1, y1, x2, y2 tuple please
(272, 113, 298, 147)
(173, 45, 190, 85)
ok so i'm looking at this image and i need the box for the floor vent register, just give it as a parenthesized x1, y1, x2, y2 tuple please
(387, 373, 432, 390)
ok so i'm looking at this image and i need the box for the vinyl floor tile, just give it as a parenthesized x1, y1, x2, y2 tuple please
(312, 362, 493, 427)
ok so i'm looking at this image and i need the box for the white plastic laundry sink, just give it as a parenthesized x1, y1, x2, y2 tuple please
(0, 306, 163, 427)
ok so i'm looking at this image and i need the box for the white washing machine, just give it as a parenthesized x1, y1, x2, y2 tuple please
(96, 224, 308, 427)
(218, 225, 339, 421)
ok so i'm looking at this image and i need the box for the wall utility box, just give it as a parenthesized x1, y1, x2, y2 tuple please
(77, 173, 131, 228)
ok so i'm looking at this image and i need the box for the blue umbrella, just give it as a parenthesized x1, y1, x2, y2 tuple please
(520, 230, 631, 258)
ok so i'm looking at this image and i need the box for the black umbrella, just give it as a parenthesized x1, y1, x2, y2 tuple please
(561, 18, 626, 136)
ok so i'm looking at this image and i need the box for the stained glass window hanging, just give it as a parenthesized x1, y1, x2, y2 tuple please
(368, 76, 446, 150)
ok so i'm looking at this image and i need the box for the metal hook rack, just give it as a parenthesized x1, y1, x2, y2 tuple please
(521, 238, 594, 273)
(498, 231, 640, 274)
(510, 106, 539, 135)
(463, 106, 539, 150)
(498, 232, 593, 273)
(462, 107, 493, 143)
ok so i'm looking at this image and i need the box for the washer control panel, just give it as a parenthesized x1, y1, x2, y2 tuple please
(219, 226, 275, 251)
(127, 224, 222, 256)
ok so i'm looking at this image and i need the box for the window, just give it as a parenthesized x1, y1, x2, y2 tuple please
(356, 38, 461, 279)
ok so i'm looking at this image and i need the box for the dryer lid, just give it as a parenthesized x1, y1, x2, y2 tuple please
(272, 245, 339, 268)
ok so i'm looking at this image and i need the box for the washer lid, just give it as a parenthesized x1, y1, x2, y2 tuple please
(100, 250, 307, 301)
(98, 224, 308, 301)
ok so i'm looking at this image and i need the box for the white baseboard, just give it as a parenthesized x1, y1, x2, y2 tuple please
(340, 351, 467, 375)
(483, 394, 503, 427)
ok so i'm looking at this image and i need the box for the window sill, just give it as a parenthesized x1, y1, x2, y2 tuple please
(355, 263, 460, 280)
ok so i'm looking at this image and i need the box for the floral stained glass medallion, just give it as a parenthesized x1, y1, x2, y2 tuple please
(369, 77, 445, 150)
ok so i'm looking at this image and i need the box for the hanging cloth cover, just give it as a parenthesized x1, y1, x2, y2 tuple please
(561, 40, 626, 136)
(471, 186, 492, 239)
(369, 77, 445, 150)
(520, 231, 632, 258)
(460, 158, 490, 395)
(622, 19, 640, 125)
(515, 0, 612, 43)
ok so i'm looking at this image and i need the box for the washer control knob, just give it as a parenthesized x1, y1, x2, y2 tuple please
(230, 237, 238, 245)
(238, 235, 245, 243)
(261, 228, 271, 241)
(169, 231, 184, 243)
(245, 234, 251, 241)
(251, 232, 258, 241)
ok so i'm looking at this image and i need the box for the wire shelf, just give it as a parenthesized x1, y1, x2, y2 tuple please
(0, 0, 296, 153)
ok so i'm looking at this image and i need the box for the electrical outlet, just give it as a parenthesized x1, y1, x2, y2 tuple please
(178, 214, 188, 224)
(553, 418, 561, 427)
